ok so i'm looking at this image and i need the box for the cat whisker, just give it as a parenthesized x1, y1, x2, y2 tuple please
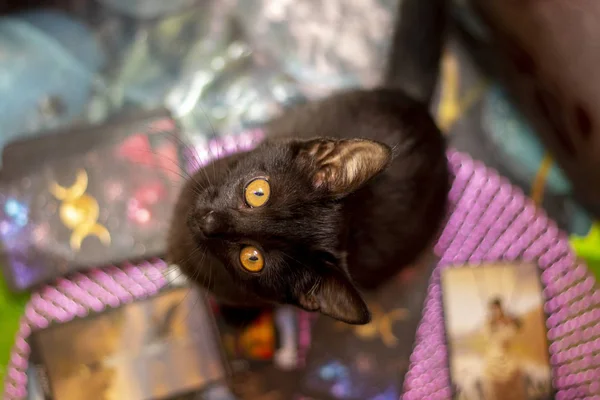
(280, 251, 305, 267)
(154, 127, 203, 174)
(210, 149, 218, 188)
(180, 250, 210, 327)
(307, 277, 321, 296)
(194, 103, 220, 188)
(195, 103, 218, 138)
(390, 143, 401, 159)
(162, 264, 182, 275)
(201, 253, 215, 303)
(279, 251, 316, 290)
(172, 246, 208, 327)
(120, 147, 192, 179)
(198, 160, 215, 189)
(162, 268, 188, 288)
(163, 246, 204, 286)
(121, 147, 208, 195)
(162, 264, 194, 285)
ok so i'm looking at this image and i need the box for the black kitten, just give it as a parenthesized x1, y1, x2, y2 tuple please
(168, 0, 449, 325)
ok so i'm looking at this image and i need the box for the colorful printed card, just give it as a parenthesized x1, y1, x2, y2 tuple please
(0, 109, 186, 291)
(440, 262, 554, 400)
(28, 286, 230, 400)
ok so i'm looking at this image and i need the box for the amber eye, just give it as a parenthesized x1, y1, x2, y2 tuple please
(239, 246, 264, 272)
(244, 178, 270, 208)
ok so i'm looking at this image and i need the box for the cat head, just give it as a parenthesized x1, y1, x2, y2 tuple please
(187, 138, 392, 324)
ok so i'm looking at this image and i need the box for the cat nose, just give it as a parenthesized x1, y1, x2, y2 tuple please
(199, 210, 220, 237)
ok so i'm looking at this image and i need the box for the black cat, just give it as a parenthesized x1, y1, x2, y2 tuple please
(168, 0, 449, 325)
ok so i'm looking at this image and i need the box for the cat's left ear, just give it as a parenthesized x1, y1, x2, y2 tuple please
(295, 138, 392, 196)
(297, 268, 371, 325)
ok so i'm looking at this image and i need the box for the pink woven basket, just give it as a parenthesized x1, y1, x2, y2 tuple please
(403, 151, 600, 399)
(4, 132, 599, 399)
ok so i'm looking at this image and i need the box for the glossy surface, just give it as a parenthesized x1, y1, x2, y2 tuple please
(0, 114, 183, 291)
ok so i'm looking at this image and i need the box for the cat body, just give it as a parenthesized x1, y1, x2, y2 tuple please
(264, 89, 449, 289)
(168, 0, 449, 324)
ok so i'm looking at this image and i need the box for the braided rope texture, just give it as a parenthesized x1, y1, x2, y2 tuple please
(403, 151, 600, 399)
(4, 261, 168, 399)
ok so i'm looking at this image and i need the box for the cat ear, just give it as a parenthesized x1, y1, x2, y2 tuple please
(298, 269, 371, 325)
(295, 138, 392, 196)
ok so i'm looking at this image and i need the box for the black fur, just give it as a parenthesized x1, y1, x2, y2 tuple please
(168, 89, 449, 324)
(168, 0, 449, 325)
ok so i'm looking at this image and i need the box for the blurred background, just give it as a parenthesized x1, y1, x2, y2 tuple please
(1, 0, 598, 235)
(0, 0, 599, 398)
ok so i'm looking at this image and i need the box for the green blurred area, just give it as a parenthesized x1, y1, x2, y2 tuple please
(571, 223, 600, 281)
(0, 274, 29, 394)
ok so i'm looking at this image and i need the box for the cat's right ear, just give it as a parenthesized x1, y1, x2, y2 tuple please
(294, 138, 392, 196)
(297, 269, 371, 325)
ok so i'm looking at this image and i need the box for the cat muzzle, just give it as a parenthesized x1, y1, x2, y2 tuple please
(197, 210, 230, 238)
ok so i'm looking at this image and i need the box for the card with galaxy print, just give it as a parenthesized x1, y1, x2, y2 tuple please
(0, 109, 186, 291)
(297, 253, 437, 400)
(28, 286, 232, 400)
